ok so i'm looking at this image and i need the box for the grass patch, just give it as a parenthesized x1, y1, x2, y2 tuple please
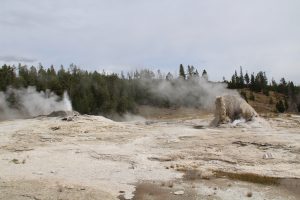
(214, 170, 279, 185)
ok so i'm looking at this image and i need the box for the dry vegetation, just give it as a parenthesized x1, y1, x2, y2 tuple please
(240, 89, 285, 113)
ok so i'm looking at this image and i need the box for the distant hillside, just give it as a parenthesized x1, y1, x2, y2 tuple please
(238, 89, 296, 114)
(227, 67, 300, 114)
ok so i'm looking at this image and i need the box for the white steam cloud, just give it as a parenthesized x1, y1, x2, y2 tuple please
(0, 87, 72, 121)
(140, 77, 239, 110)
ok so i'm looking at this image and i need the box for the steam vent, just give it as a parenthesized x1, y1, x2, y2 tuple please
(212, 95, 258, 125)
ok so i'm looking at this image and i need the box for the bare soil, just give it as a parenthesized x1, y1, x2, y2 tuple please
(0, 108, 299, 200)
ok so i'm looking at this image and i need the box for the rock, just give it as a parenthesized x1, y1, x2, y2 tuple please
(174, 190, 184, 195)
(62, 116, 74, 121)
(246, 191, 253, 197)
(65, 185, 74, 189)
(33, 171, 43, 175)
(148, 156, 173, 162)
(48, 111, 79, 117)
(13, 147, 34, 152)
(50, 126, 60, 131)
(48, 110, 79, 122)
(263, 152, 273, 159)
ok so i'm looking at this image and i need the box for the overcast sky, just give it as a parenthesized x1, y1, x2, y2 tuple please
(0, 0, 299, 83)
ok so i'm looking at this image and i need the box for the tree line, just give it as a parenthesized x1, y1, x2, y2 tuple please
(0, 63, 299, 115)
(0, 63, 208, 115)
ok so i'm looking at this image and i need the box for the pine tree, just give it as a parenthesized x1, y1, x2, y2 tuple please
(234, 70, 239, 88)
(0, 64, 16, 90)
(187, 65, 192, 79)
(250, 73, 255, 91)
(278, 78, 288, 95)
(254, 72, 266, 92)
(288, 81, 295, 97)
(229, 74, 236, 88)
(166, 72, 173, 80)
(239, 66, 244, 88)
(179, 64, 186, 79)
(270, 78, 277, 91)
(194, 70, 199, 77)
(187, 65, 196, 79)
(244, 72, 250, 87)
(202, 69, 208, 80)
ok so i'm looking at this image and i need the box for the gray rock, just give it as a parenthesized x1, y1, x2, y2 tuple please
(263, 152, 273, 159)
(174, 190, 184, 195)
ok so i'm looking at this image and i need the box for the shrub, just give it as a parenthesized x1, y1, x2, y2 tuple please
(276, 100, 285, 113)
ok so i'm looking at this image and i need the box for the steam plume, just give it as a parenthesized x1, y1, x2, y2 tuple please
(0, 87, 72, 120)
(140, 77, 239, 110)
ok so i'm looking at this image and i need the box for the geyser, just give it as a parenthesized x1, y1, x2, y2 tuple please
(0, 86, 72, 121)
(212, 95, 258, 126)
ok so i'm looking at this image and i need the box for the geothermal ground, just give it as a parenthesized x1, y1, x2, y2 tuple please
(0, 108, 299, 200)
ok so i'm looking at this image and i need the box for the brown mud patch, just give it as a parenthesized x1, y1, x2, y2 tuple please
(119, 182, 197, 200)
(214, 171, 279, 185)
(214, 170, 300, 197)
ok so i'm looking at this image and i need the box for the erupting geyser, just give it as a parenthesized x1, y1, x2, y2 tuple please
(212, 95, 258, 126)
(0, 87, 73, 121)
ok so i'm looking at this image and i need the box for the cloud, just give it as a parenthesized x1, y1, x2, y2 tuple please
(0, 0, 299, 83)
(0, 56, 36, 63)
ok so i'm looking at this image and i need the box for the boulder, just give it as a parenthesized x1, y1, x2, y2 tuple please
(47, 110, 79, 118)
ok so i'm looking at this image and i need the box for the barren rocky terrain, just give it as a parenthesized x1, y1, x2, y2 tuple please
(0, 109, 299, 200)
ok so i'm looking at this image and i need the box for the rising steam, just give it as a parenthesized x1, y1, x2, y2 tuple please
(139, 77, 239, 110)
(0, 87, 72, 121)
(0, 76, 241, 121)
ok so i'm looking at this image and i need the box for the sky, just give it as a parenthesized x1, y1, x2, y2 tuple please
(0, 0, 299, 83)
